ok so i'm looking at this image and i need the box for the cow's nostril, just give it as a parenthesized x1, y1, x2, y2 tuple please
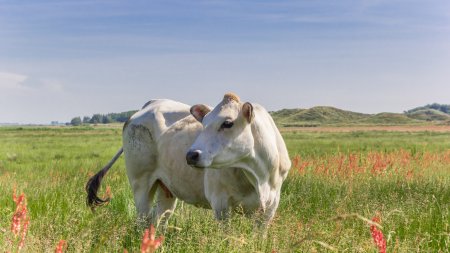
(186, 150, 200, 165)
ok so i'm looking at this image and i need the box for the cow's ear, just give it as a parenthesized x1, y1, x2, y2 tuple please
(190, 104, 211, 122)
(242, 102, 254, 123)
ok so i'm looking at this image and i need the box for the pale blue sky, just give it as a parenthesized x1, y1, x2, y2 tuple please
(1, 0, 449, 124)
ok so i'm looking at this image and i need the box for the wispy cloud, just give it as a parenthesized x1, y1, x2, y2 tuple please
(0, 71, 64, 93)
(0, 71, 68, 123)
(0, 72, 29, 91)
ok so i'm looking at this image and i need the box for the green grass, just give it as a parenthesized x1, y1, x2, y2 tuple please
(0, 126, 449, 252)
(284, 130, 450, 157)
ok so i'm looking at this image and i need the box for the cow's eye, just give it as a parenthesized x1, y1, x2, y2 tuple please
(221, 120, 234, 129)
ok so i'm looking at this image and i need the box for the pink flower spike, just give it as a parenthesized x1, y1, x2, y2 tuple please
(140, 225, 164, 253)
(10, 189, 30, 251)
(55, 240, 67, 253)
(370, 216, 387, 253)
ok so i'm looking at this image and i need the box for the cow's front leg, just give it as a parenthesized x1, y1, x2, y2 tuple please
(256, 191, 281, 229)
(204, 171, 234, 221)
(210, 195, 231, 221)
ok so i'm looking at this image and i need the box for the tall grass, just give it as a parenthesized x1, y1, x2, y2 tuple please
(0, 126, 449, 252)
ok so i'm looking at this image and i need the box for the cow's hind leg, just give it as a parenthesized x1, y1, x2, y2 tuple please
(153, 180, 177, 229)
(123, 122, 159, 226)
(129, 175, 158, 226)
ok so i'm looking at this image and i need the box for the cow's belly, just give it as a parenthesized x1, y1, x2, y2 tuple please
(157, 116, 210, 207)
(160, 166, 210, 208)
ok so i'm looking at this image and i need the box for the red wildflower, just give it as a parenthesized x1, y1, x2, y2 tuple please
(141, 225, 164, 253)
(55, 240, 67, 253)
(370, 216, 386, 253)
(11, 188, 30, 251)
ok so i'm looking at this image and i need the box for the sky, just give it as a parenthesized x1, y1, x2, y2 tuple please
(1, 0, 449, 124)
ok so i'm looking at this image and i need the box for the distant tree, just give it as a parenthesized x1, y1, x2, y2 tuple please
(90, 114, 103, 124)
(102, 115, 113, 124)
(70, 117, 82, 126)
(108, 111, 137, 122)
(82, 116, 91, 124)
(69, 110, 138, 125)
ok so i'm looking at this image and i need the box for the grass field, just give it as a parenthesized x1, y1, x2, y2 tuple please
(0, 126, 449, 252)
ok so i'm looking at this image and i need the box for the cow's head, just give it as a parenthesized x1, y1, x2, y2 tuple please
(186, 93, 254, 168)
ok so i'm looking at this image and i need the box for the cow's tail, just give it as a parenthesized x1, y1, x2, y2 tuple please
(86, 147, 124, 210)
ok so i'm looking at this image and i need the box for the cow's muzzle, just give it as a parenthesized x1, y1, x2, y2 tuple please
(186, 150, 202, 167)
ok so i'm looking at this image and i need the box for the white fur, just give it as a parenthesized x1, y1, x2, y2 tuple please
(122, 97, 291, 226)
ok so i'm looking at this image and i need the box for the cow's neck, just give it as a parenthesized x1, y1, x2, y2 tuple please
(229, 115, 281, 207)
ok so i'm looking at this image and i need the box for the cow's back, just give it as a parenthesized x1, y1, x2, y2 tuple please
(122, 99, 191, 185)
(126, 99, 191, 140)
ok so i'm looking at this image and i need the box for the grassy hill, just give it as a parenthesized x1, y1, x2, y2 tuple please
(271, 106, 369, 127)
(406, 103, 450, 114)
(361, 113, 422, 125)
(271, 106, 449, 127)
(406, 109, 450, 121)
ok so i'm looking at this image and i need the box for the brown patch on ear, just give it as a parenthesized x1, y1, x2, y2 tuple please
(190, 104, 211, 122)
(242, 102, 254, 123)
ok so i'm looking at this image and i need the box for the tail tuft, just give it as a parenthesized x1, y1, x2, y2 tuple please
(85, 147, 123, 211)
(85, 169, 110, 210)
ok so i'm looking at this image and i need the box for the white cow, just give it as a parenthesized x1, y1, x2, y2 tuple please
(86, 93, 291, 226)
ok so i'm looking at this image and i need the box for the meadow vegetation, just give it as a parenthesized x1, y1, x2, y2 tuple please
(0, 126, 449, 252)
